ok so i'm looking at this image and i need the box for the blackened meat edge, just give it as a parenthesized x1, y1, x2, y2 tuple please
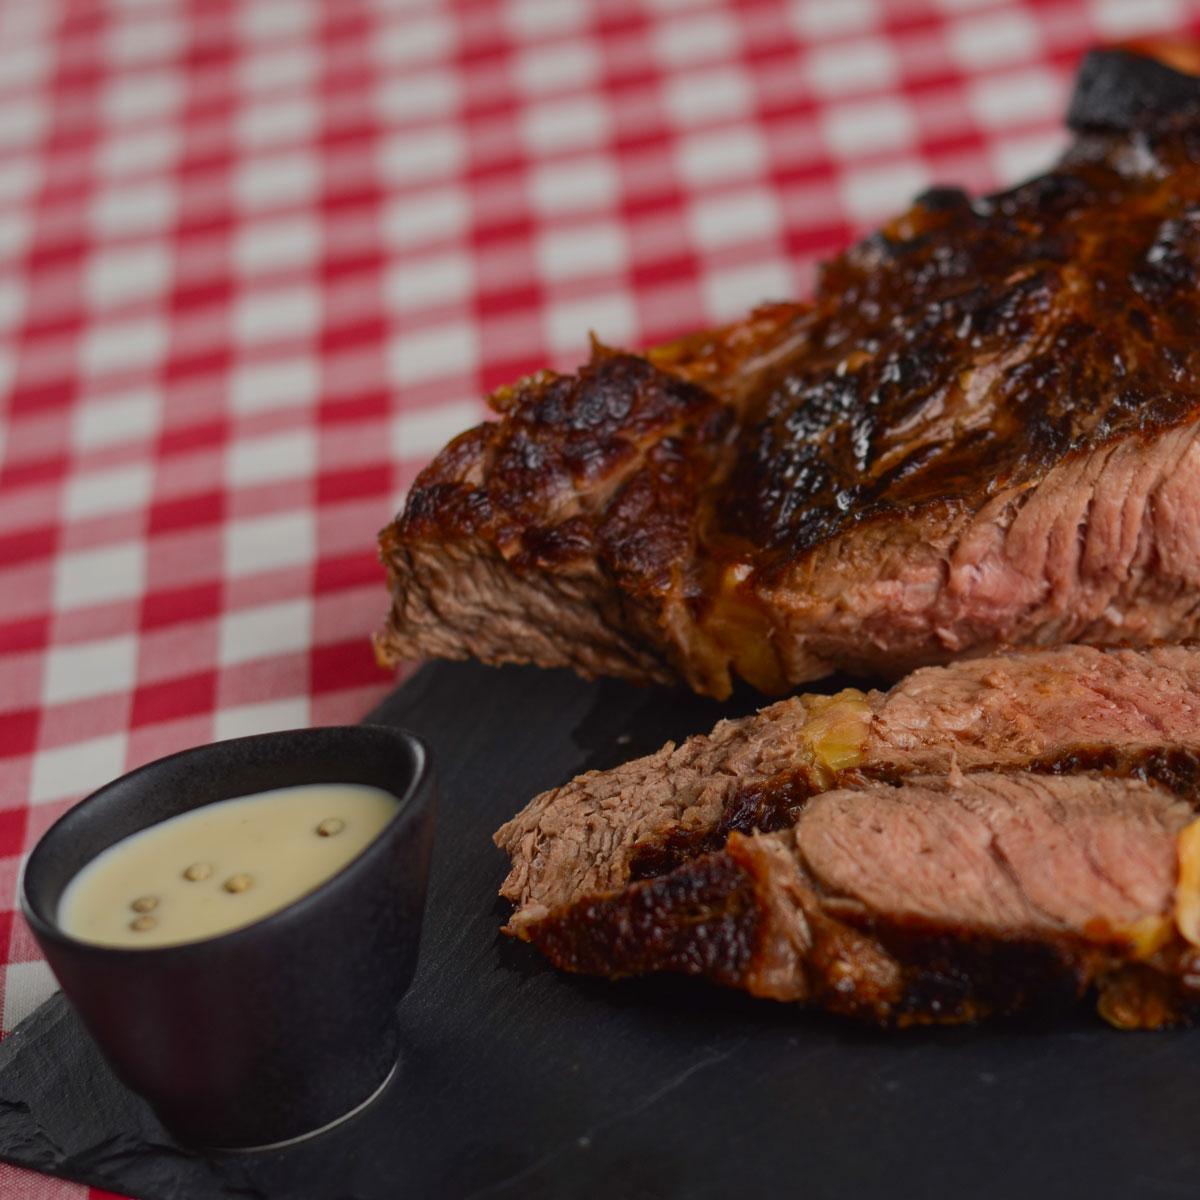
(495, 644, 1200, 1028)
(379, 49, 1200, 699)
(525, 784, 1200, 1031)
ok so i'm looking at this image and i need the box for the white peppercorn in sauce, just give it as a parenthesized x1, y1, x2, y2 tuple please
(57, 784, 400, 948)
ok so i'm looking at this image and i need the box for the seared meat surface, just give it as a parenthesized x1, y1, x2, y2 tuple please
(527, 774, 1200, 1029)
(496, 643, 1200, 919)
(379, 50, 1200, 698)
(495, 643, 1200, 1028)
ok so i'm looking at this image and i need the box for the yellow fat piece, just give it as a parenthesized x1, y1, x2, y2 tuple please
(1174, 817, 1200, 947)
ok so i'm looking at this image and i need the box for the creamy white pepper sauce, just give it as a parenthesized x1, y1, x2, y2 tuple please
(58, 784, 399, 948)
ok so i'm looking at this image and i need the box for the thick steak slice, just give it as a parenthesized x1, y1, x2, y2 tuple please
(496, 643, 1200, 926)
(524, 773, 1200, 1028)
(379, 49, 1200, 699)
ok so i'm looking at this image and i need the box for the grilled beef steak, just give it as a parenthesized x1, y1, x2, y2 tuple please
(378, 49, 1200, 699)
(527, 775, 1200, 1028)
(495, 644, 1200, 1027)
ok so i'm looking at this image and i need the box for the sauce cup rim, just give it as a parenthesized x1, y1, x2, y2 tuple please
(20, 723, 430, 961)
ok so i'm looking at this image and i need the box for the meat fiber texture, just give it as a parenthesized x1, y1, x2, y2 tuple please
(378, 49, 1200, 700)
(495, 644, 1200, 1028)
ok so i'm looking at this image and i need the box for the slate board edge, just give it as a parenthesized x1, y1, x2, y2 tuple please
(2, 662, 1200, 1200)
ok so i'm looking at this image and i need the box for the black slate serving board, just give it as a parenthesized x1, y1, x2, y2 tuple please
(3, 660, 1200, 1200)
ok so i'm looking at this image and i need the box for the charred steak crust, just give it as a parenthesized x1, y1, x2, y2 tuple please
(1026, 744, 1200, 796)
(377, 349, 735, 690)
(528, 851, 763, 991)
(496, 643, 1200, 922)
(1068, 47, 1200, 132)
(379, 49, 1200, 699)
(496, 644, 1200, 1027)
(378, 313, 798, 696)
(522, 776, 1200, 1028)
(525, 853, 1110, 1027)
(633, 744, 1200, 882)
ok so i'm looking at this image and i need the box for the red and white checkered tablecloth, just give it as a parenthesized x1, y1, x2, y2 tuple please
(2, 0, 1198, 1195)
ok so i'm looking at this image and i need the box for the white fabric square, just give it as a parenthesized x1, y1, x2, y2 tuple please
(80, 315, 168, 376)
(215, 696, 310, 741)
(391, 399, 486, 459)
(388, 322, 479, 385)
(385, 252, 474, 311)
(514, 39, 602, 94)
(0, 211, 30, 258)
(53, 541, 146, 609)
(677, 126, 767, 186)
(102, 68, 184, 123)
(63, 462, 154, 520)
(689, 188, 782, 249)
(0, 101, 45, 151)
(0, 3, 49, 30)
(506, 0, 589, 39)
(227, 428, 317, 487)
(663, 66, 752, 126)
(107, 11, 183, 62)
(3, 962, 59, 1031)
(376, 69, 461, 121)
(545, 291, 636, 353)
(529, 155, 619, 214)
(968, 69, 1064, 129)
(219, 598, 313, 667)
(791, 0, 879, 37)
(43, 634, 138, 705)
(237, 95, 318, 148)
(96, 125, 180, 176)
(822, 97, 915, 157)
(654, 10, 741, 65)
(0, 154, 38, 205)
(807, 37, 897, 96)
(990, 131, 1067, 185)
(72, 388, 161, 450)
(239, 0, 314, 40)
(840, 160, 931, 222)
(381, 186, 471, 247)
(91, 179, 177, 236)
(235, 151, 319, 211)
(230, 357, 320, 415)
(233, 286, 320, 345)
(522, 95, 610, 154)
(379, 126, 467, 184)
(947, 10, 1040, 69)
(0, 33, 48, 88)
(0, 277, 25, 331)
(238, 44, 319, 92)
(234, 214, 321, 276)
(375, 13, 455, 66)
(31, 733, 129, 804)
(536, 221, 627, 281)
(702, 259, 794, 323)
(1091, 0, 1180, 36)
(225, 510, 316, 577)
(85, 242, 172, 308)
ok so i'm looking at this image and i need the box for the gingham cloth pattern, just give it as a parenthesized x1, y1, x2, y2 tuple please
(3, 0, 1199, 1195)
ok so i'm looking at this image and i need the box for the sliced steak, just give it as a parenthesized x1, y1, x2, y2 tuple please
(524, 773, 1200, 1028)
(496, 643, 1200, 926)
(379, 49, 1200, 699)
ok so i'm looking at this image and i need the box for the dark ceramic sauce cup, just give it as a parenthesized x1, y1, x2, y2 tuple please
(21, 725, 436, 1150)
